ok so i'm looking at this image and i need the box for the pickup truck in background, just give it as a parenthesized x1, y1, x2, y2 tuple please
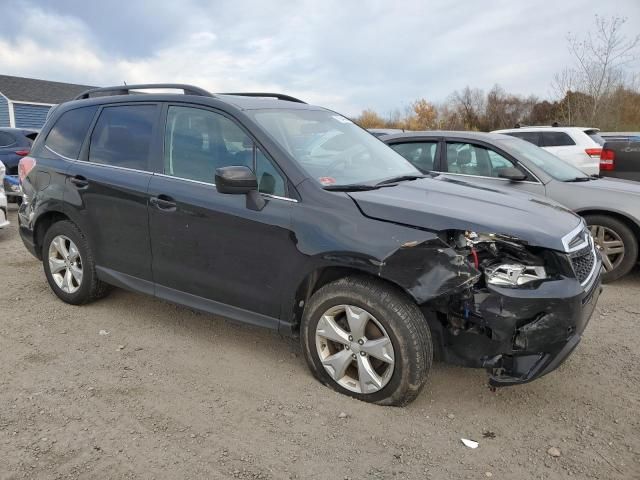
(600, 138, 640, 182)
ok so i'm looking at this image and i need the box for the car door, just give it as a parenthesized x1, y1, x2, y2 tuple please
(147, 104, 295, 324)
(65, 103, 160, 285)
(437, 140, 546, 196)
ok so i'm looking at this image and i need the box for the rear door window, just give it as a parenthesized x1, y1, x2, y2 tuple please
(89, 105, 157, 170)
(45, 106, 97, 159)
(389, 142, 438, 172)
(504, 131, 540, 146)
(541, 131, 575, 147)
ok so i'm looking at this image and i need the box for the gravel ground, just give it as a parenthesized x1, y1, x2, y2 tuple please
(1, 206, 638, 480)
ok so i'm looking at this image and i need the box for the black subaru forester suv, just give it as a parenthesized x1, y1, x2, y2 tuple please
(18, 84, 602, 405)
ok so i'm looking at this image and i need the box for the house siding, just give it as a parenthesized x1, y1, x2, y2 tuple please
(13, 103, 52, 129)
(0, 94, 9, 127)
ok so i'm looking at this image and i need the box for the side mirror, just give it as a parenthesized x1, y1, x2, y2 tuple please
(498, 167, 527, 182)
(214, 165, 266, 211)
(215, 166, 258, 194)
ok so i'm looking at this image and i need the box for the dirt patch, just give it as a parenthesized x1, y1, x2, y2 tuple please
(1, 207, 638, 479)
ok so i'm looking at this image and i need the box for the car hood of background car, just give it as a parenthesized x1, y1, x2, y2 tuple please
(348, 176, 581, 252)
(566, 177, 640, 195)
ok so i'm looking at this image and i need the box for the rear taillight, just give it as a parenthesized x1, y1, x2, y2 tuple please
(585, 148, 602, 158)
(18, 156, 37, 184)
(15, 149, 30, 157)
(600, 148, 615, 171)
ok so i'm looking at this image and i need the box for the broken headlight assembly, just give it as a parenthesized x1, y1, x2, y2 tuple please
(484, 264, 547, 287)
(445, 230, 553, 288)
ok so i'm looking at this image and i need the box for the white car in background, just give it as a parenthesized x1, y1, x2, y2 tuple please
(0, 160, 9, 229)
(492, 126, 604, 175)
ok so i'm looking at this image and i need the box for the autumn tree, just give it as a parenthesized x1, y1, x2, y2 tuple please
(354, 108, 386, 128)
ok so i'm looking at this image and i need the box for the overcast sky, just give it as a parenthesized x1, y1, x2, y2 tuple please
(1, 0, 638, 115)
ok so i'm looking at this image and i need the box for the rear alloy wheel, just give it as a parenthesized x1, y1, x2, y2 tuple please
(43, 220, 109, 304)
(48, 235, 83, 294)
(585, 214, 638, 282)
(301, 276, 433, 406)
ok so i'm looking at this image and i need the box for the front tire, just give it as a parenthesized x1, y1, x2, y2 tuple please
(42, 220, 109, 305)
(584, 214, 638, 283)
(300, 276, 433, 406)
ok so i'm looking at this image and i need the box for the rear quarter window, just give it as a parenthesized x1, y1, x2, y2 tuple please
(45, 106, 98, 159)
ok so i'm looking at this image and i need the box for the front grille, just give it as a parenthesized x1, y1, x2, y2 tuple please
(569, 244, 596, 285)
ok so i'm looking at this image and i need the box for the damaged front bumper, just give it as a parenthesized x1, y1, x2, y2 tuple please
(430, 268, 602, 387)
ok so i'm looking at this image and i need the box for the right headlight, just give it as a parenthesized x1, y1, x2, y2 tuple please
(485, 263, 547, 287)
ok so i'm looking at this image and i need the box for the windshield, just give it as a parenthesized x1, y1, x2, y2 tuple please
(249, 109, 420, 186)
(498, 136, 590, 181)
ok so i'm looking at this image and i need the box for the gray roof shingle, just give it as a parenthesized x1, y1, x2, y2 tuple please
(0, 75, 96, 104)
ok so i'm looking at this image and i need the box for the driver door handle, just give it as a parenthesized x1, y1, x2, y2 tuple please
(150, 194, 177, 211)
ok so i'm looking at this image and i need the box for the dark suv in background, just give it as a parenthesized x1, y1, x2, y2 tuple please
(1, 127, 38, 203)
(19, 84, 601, 405)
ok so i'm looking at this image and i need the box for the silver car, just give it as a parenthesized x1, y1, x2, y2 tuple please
(382, 131, 640, 282)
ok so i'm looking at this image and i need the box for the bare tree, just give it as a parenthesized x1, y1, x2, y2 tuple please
(554, 15, 639, 125)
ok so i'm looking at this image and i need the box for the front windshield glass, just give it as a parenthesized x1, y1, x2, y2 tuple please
(249, 109, 420, 186)
(498, 136, 590, 181)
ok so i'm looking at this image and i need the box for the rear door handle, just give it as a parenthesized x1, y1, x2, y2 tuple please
(150, 194, 177, 211)
(69, 175, 89, 189)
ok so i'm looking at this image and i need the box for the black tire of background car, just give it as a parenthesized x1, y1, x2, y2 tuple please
(584, 214, 638, 283)
(300, 276, 433, 406)
(42, 220, 110, 305)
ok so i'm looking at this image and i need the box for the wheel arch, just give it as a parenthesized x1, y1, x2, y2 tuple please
(576, 209, 640, 241)
(289, 266, 421, 332)
(33, 210, 72, 259)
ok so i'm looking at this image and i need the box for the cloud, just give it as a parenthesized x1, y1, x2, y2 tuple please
(0, 0, 639, 115)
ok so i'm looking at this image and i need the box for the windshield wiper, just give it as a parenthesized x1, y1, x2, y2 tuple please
(564, 176, 593, 182)
(323, 184, 386, 191)
(375, 174, 428, 186)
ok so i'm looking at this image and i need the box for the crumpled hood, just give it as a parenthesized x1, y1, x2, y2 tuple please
(348, 176, 581, 252)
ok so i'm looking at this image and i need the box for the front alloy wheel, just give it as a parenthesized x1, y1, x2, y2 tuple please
(315, 305, 395, 394)
(301, 276, 433, 406)
(48, 235, 83, 293)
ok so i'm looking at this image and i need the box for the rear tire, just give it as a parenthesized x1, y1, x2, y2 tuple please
(300, 276, 433, 406)
(42, 220, 109, 305)
(584, 214, 638, 283)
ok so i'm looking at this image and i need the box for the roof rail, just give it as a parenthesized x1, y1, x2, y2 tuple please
(74, 84, 214, 100)
(218, 92, 307, 104)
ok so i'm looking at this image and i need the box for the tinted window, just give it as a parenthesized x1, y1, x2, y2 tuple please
(45, 106, 97, 159)
(89, 105, 156, 170)
(390, 142, 437, 172)
(0, 131, 16, 147)
(505, 131, 540, 146)
(164, 106, 286, 196)
(542, 131, 575, 147)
